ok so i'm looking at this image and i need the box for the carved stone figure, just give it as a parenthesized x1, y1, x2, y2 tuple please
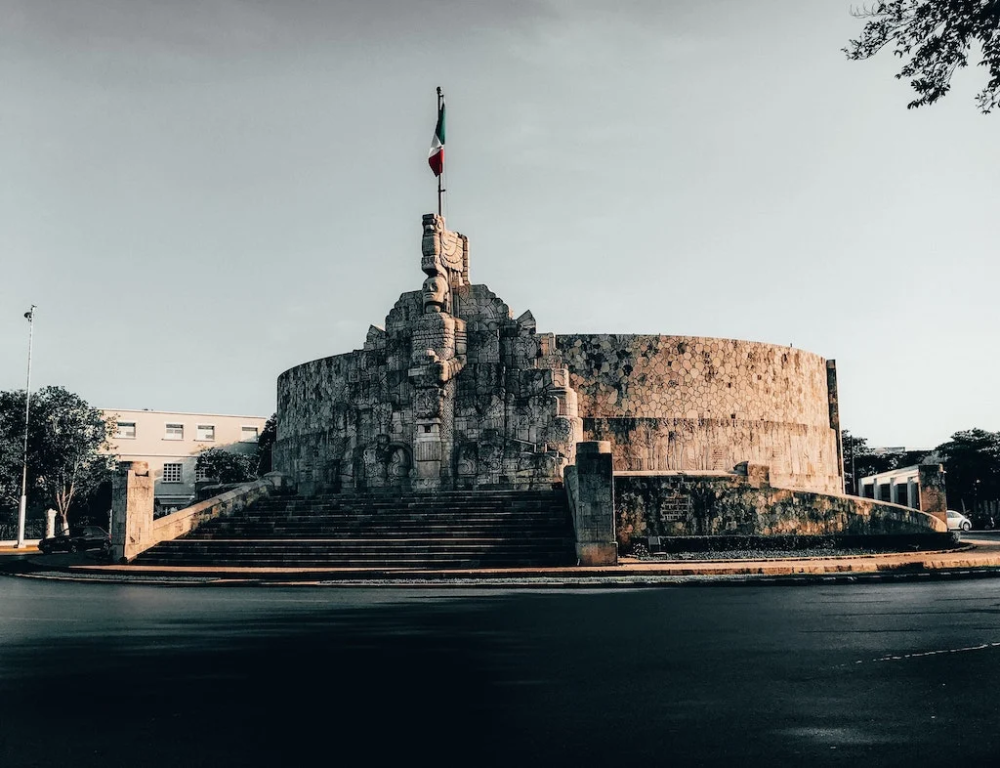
(422, 275, 449, 314)
(388, 445, 411, 479)
(421, 213, 469, 288)
(456, 443, 478, 477)
(278, 212, 588, 492)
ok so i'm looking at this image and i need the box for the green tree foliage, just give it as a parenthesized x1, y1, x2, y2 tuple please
(934, 428, 1000, 515)
(842, 430, 930, 493)
(844, 1, 1000, 113)
(0, 386, 116, 530)
(255, 413, 277, 476)
(842, 431, 870, 493)
(195, 448, 257, 485)
(849, 427, 1000, 521)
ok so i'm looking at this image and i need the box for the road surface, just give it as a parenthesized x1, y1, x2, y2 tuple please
(1, 576, 998, 767)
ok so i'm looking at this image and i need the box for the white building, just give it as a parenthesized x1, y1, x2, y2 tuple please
(102, 409, 269, 513)
(857, 465, 922, 508)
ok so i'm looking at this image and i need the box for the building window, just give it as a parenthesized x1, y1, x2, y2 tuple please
(116, 422, 136, 439)
(195, 466, 209, 482)
(241, 426, 259, 443)
(164, 423, 184, 441)
(162, 463, 183, 483)
(196, 424, 215, 442)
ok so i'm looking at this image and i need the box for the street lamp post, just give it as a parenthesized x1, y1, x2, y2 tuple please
(15, 305, 36, 549)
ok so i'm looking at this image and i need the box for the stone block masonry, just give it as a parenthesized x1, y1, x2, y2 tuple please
(111, 461, 154, 562)
(275, 215, 843, 497)
(276, 215, 582, 493)
(615, 471, 946, 552)
(564, 442, 617, 565)
(557, 335, 843, 494)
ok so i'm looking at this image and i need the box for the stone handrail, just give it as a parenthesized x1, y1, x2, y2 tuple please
(112, 468, 289, 562)
(151, 477, 278, 549)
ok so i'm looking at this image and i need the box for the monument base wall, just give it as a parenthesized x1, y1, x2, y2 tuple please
(614, 472, 946, 553)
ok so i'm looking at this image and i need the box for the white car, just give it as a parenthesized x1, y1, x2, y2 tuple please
(946, 510, 972, 532)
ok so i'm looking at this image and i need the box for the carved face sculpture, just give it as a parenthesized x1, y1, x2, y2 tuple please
(422, 275, 448, 313)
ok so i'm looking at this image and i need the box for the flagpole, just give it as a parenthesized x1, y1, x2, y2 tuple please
(436, 86, 444, 216)
(16, 305, 36, 549)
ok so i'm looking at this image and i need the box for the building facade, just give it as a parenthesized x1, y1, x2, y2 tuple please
(102, 409, 269, 513)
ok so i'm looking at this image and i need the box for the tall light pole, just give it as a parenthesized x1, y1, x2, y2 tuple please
(16, 305, 36, 549)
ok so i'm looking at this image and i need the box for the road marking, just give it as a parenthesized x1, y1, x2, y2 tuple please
(856, 641, 1000, 665)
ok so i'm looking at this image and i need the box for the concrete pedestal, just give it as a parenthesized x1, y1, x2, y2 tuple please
(571, 441, 617, 566)
(111, 461, 154, 563)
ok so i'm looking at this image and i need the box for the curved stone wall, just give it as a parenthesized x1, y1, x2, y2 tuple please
(274, 215, 843, 496)
(275, 282, 582, 494)
(555, 335, 842, 493)
(614, 473, 946, 550)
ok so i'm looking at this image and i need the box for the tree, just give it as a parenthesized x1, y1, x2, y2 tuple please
(842, 430, 930, 494)
(934, 428, 1000, 516)
(842, 430, 873, 493)
(0, 386, 117, 531)
(196, 448, 256, 485)
(844, 1, 1000, 113)
(255, 413, 277, 476)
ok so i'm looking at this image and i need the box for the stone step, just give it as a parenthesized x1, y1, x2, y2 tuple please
(132, 556, 572, 569)
(185, 524, 566, 540)
(250, 492, 565, 505)
(263, 489, 562, 498)
(246, 501, 566, 513)
(137, 552, 570, 560)
(148, 540, 572, 552)
(305, 490, 563, 499)
(226, 520, 567, 530)
(136, 489, 575, 570)
(135, 541, 574, 565)
(231, 508, 568, 518)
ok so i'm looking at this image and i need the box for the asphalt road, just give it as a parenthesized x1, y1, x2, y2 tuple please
(1, 577, 999, 768)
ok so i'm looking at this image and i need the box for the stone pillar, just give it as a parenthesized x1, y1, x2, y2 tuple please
(826, 360, 844, 489)
(111, 461, 155, 563)
(573, 441, 617, 566)
(45, 509, 58, 539)
(918, 464, 947, 525)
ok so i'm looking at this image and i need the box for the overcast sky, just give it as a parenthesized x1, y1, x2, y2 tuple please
(2, 0, 997, 449)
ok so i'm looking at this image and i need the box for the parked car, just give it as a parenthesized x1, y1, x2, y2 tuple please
(946, 510, 972, 532)
(37, 526, 111, 555)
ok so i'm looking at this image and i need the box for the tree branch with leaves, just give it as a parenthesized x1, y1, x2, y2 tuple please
(845, 1, 1000, 113)
(0, 386, 116, 531)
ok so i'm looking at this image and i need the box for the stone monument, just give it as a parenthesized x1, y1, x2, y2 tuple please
(276, 214, 583, 493)
(275, 215, 842, 496)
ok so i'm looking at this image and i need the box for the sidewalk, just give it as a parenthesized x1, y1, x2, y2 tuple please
(4, 534, 1000, 586)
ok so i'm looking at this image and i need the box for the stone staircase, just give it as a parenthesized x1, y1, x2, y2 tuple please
(132, 489, 577, 570)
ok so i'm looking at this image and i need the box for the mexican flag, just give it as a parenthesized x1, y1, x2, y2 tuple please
(428, 98, 445, 177)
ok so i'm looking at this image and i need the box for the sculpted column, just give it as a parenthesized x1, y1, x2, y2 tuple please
(408, 214, 469, 489)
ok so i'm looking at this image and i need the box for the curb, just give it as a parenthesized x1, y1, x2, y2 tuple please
(5, 534, 1000, 588)
(6, 554, 1000, 589)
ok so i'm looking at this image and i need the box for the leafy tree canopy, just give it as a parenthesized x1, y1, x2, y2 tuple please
(845, 1, 1000, 113)
(255, 413, 277, 476)
(934, 428, 1000, 512)
(0, 386, 116, 528)
(196, 448, 257, 485)
(841, 430, 930, 493)
(848, 427, 1000, 523)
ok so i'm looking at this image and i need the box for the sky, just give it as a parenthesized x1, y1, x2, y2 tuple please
(1, 0, 998, 450)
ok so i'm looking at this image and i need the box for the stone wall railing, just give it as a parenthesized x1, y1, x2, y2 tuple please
(112, 470, 289, 562)
(615, 472, 947, 552)
(150, 477, 279, 550)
